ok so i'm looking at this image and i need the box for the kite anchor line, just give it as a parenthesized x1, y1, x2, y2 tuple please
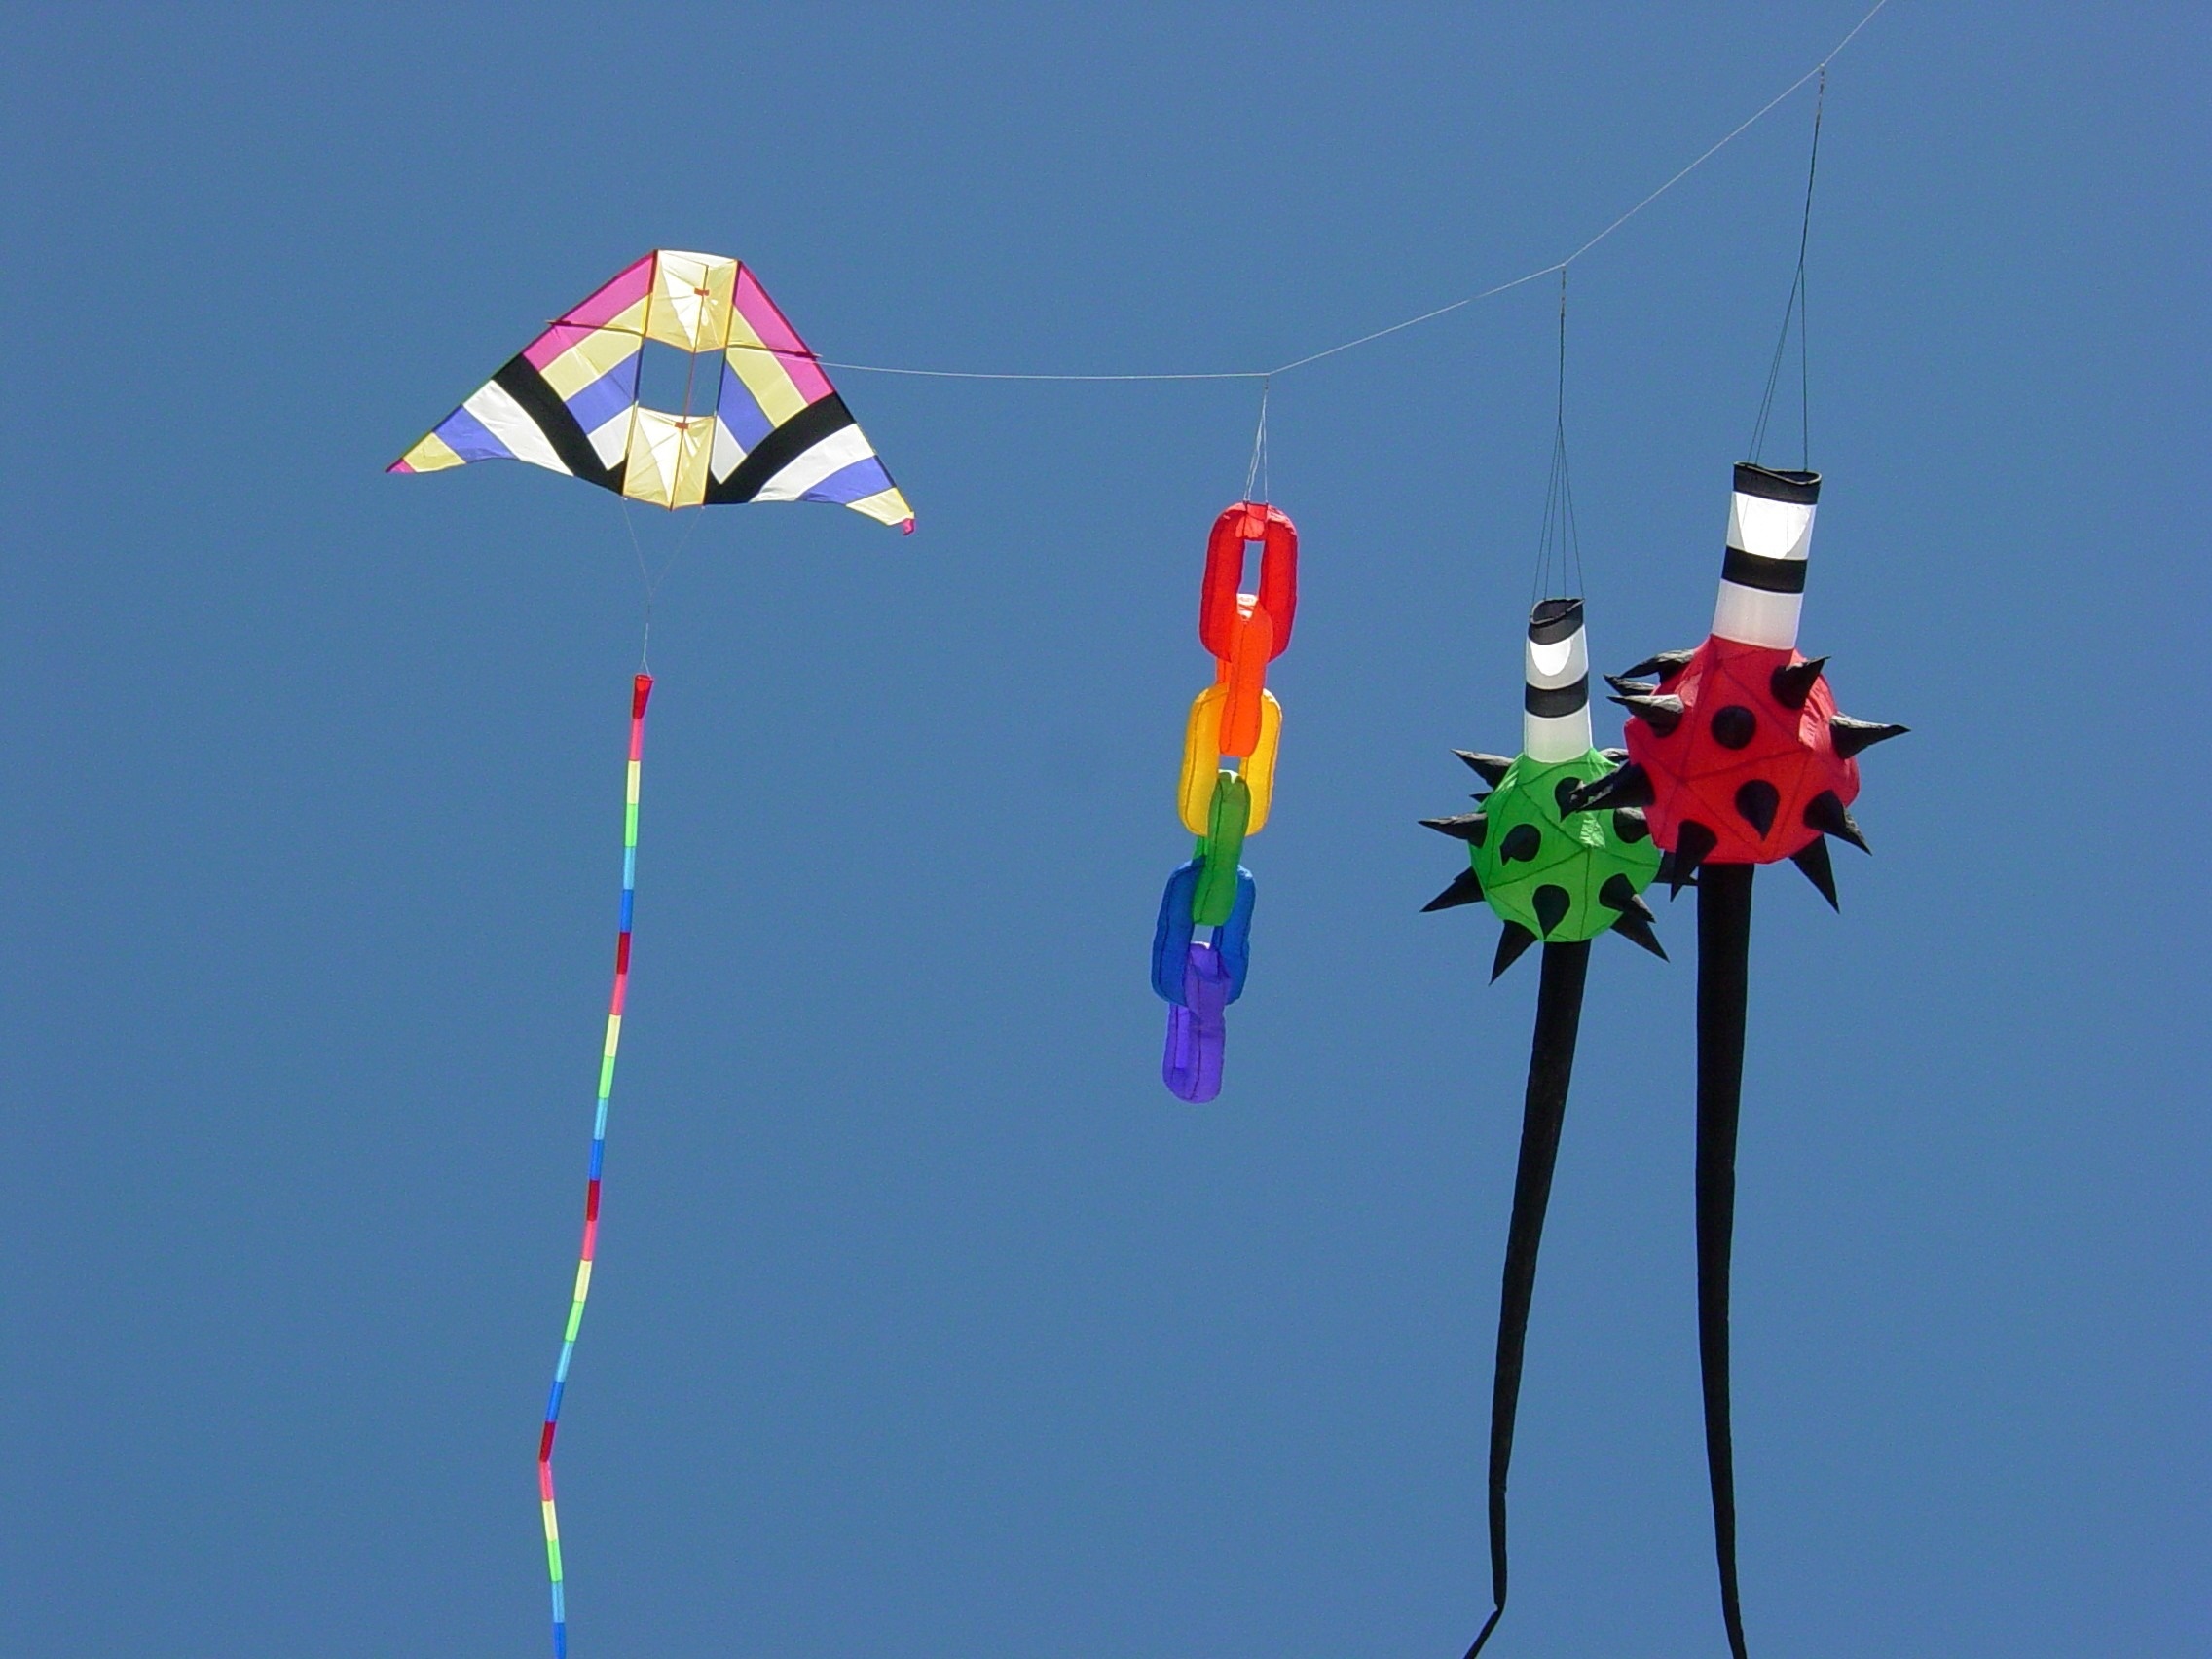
(811, 0, 1891, 387)
(538, 673, 652, 1659)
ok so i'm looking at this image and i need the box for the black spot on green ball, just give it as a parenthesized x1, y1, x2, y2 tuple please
(1499, 823, 1542, 864)
(1532, 885, 1571, 937)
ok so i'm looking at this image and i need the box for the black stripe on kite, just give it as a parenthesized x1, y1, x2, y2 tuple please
(1731, 462, 1821, 504)
(491, 354, 623, 493)
(706, 392, 857, 505)
(1696, 863, 1755, 1659)
(1464, 938, 1590, 1659)
(1720, 546, 1808, 594)
(1523, 676, 1590, 719)
(1527, 597, 1585, 645)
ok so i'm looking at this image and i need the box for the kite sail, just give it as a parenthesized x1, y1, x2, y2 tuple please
(390, 249, 913, 528)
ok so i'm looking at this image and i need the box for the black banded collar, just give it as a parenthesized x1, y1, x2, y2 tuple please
(1732, 461, 1821, 504)
(1528, 596, 1584, 645)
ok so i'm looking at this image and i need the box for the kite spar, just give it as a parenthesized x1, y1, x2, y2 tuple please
(390, 249, 911, 1658)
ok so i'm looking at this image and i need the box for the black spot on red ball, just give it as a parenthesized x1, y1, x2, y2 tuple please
(1499, 823, 1542, 864)
(1711, 705, 1757, 749)
(1734, 779, 1780, 836)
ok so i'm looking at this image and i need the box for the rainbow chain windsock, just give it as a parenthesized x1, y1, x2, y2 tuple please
(539, 672, 651, 1659)
(1148, 502, 1298, 1101)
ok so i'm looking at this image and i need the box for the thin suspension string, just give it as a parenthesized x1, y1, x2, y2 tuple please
(1532, 271, 1582, 606)
(1242, 378, 1272, 501)
(1750, 67, 1825, 466)
(802, 0, 1889, 387)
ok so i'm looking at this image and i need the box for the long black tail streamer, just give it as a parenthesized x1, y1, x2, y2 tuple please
(1465, 938, 1592, 1659)
(1695, 865, 1755, 1659)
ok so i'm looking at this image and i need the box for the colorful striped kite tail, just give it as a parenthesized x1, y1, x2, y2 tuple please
(539, 671, 652, 1659)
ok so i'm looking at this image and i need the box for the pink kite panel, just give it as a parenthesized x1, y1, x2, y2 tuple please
(735, 268, 833, 402)
(560, 253, 656, 331)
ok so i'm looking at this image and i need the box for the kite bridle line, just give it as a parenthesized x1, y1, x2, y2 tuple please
(617, 496, 705, 674)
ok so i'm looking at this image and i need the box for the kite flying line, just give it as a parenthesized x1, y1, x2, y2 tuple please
(801, 0, 1892, 387)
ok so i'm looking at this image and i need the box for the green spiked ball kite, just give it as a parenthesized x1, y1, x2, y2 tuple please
(1419, 598, 1670, 1659)
(1423, 600, 1666, 978)
(1431, 748, 1664, 964)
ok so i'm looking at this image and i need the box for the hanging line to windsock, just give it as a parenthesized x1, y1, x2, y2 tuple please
(784, 1, 1890, 389)
(539, 672, 652, 1659)
(1530, 270, 1584, 608)
(1703, 83, 1829, 1659)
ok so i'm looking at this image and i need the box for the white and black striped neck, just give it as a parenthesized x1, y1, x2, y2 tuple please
(1524, 596, 1592, 761)
(1714, 462, 1820, 649)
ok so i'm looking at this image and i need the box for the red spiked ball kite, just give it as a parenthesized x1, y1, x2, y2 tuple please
(1564, 461, 1904, 1659)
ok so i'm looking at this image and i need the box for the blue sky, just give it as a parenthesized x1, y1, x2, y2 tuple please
(4, 5, 2205, 1656)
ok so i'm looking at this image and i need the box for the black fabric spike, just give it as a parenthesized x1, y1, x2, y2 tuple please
(1623, 648, 1695, 683)
(1734, 779, 1780, 836)
(1531, 884, 1572, 938)
(1598, 872, 1656, 923)
(1769, 656, 1828, 710)
(1604, 673, 1657, 698)
(1562, 761, 1654, 814)
(1611, 806, 1652, 844)
(1456, 751, 1515, 787)
(1610, 906, 1668, 959)
(1491, 923, 1538, 980)
(1422, 866, 1488, 912)
(1695, 864, 1756, 1659)
(1789, 835, 1839, 909)
(1462, 939, 1591, 1659)
(1610, 692, 1684, 736)
(1803, 790, 1870, 852)
(1654, 850, 1700, 892)
(1599, 747, 1628, 764)
(1829, 715, 1909, 759)
(1422, 812, 1490, 845)
(1670, 821, 1718, 892)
